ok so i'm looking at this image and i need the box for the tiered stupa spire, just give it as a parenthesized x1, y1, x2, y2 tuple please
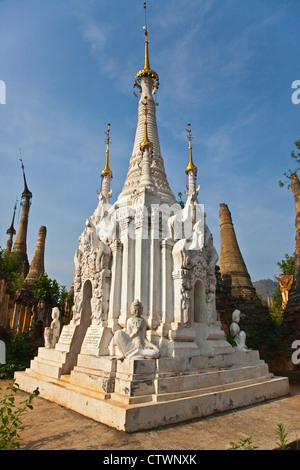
(99, 123, 113, 203)
(12, 157, 32, 276)
(133, 2, 159, 96)
(5, 200, 17, 254)
(219, 203, 253, 286)
(219, 203, 268, 327)
(185, 123, 198, 198)
(119, 1, 175, 204)
(25, 226, 47, 285)
(139, 96, 154, 188)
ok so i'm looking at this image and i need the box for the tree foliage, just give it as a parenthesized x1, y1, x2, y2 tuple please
(177, 192, 185, 209)
(277, 253, 295, 277)
(245, 254, 293, 353)
(0, 380, 39, 450)
(33, 273, 69, 325)
(0, 328, 39, 379)
(0, 248, 24, 292)
(228, 424, 290, 450)
(278, 140, 300, 189)
(269, 253, 295, 322)
(33, 273, 67, 306)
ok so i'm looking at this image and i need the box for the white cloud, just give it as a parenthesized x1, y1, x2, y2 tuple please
(81, 20, 118, 78)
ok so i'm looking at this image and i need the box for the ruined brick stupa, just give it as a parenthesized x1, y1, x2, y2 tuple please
(15, 4, 289, 431)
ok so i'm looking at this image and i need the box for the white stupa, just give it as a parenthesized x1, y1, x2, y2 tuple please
(15, 3, 289, 431)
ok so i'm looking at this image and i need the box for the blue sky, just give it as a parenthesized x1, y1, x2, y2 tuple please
(0, 0, 299, 290)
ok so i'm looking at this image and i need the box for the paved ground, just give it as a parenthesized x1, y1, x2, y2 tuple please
(1, 378, 300, 451)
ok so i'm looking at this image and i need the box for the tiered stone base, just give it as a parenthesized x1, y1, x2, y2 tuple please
(14, 349, 289, 432)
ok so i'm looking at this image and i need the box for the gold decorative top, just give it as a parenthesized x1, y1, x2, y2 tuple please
(101, 123, 113, 179)
(134, 2, 159, 94)
(140, 96, 152, 151)
(185, 123, 197, 174)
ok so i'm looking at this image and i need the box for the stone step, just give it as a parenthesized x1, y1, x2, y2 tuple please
(71, 364, 115, 379)
(29, 356, 64, 380)
(155, 350, 261, 375)
(156, 359, 266, 378)
(113, 362, 270, 399)
(14, 369, 289, 432)
(111, 361, 272, 403)
(32, 354, 64, 367)
(76, 354, 117, 373)
(109, 372, 273, 405)
(37, 347, 69, 364)
(59, 374, 111, 400)
(69, 367, 115, 394)
(154, 363, 270, 394)
(153, 374, 273, 402)
(21, 369, 111, 402)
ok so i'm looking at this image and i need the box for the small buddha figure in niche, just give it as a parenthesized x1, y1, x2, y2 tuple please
(114, 299, 160, 359)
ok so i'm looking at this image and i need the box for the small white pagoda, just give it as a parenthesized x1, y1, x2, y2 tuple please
(15, 3, 289, 431)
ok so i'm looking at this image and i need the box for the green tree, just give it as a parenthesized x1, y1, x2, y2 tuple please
(33, 273, 68, 324)
(270, 253, 295, 322)
(177, 192, 185, 209)
(0, 248, 24, 292)
(278, 140, 300, 189)
(0, 327, 39, 379)
(33, 273, 67, 306)
(278, 139, 300, 308)
(277, 253, 295, 276)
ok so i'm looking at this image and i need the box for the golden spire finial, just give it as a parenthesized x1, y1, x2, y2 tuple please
(143, 2, 150, 71)
(140, 96, 152, 151)
(101, 123, 113, 179)
(144, 2, 147, 26)
(134, 2, 159, 94)
(185, 123, 197, 174)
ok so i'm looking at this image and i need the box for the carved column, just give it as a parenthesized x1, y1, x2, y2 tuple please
(148, 207, 160, 329)
(134, 205, 149, 318)
(119, 217, 134, 328)
(172, 272, 184, 326)
(108, 240, 123, 332)
(160, 239, 174, 334)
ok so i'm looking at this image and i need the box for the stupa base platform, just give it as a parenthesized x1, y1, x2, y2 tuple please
(14, 348, 289, 432)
